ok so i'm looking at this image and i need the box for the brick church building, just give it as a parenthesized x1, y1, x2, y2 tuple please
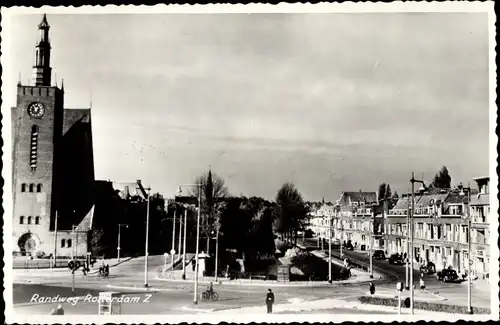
(11, 14, 95, 258)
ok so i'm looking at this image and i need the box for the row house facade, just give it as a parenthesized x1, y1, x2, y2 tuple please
(307, 191, 383, 250)
(384, 177, 490, 279)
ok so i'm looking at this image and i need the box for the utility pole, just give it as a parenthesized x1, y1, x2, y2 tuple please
(137, 180, 151, 288)
(182, 208, 188, 280)
(172, 208, 176, 268)
(328, 215, 332, 283)
(53, 211, 58, 268)
(178, 210, 183, 262)
(215, 226, 220, 282)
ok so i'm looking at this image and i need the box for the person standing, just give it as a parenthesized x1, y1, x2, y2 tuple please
(266, 289, 275, 313)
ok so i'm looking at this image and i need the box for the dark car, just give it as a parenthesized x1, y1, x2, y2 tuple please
(388, 253, 405, 265)
(436, 268, 461, 283)
(372, 250, 386, 260)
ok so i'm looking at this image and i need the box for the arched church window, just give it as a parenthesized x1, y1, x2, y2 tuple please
(21, 183, 27, 192)
(35, 216, 40, 224)
(27, 216, 33, 224)
(29, 184, 35, 192)
(37, 184, 43, 192)
(20, 216, 25, 224)
(30, 125, 39, 171)
(61, 239, 66, 248)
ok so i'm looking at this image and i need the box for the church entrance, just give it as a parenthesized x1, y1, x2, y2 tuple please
(18, 233, 39, 256)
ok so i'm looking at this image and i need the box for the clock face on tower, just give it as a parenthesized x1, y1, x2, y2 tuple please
(27, 102, 45, 118)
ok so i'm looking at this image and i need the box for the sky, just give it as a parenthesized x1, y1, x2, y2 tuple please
(2, 12, 491, 201)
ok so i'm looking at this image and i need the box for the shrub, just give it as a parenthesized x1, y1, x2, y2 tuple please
(358, 296, 491, 314)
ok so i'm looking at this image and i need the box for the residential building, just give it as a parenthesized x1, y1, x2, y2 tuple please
(384, 178, 490, 279)
(331, 191, 378, 250)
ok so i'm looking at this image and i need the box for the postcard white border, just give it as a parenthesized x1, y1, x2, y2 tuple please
(2, 2, 497, 324)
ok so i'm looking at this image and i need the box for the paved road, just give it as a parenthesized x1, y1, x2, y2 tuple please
(12, 247, 491, 315)
(301, 239, 491, 309)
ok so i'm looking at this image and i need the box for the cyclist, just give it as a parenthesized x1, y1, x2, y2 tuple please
(207, 282, 214, 297)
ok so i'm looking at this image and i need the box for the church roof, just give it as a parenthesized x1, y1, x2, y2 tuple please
(63, 108, 91, 135)
(38, 14, 50, 29)
(77, 205, 95, 231)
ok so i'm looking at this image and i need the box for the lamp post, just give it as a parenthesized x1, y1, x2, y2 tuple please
(369, 210, 374, 279)
(215, 226, 220, 282)
(117, 224, 128, 262)
(178, 183, 202, 304)
(459, 182, 473, 314)
(182, 208, 188, 280)
(410, 172, 426, 315)
(328, 214, 332, 283)
(137, 180, 151, 288)
(53, 211, 58, 268)
(172, 207, 177, 269)
(405, 197, 410, 290)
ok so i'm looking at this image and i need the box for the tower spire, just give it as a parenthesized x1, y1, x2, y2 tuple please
(32, 14, 52, 86)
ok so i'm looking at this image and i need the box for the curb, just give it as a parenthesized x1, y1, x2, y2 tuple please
(154, 276, 380, 288)
(105, 284, 161, 292)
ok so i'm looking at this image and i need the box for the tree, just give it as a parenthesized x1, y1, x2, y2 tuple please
(273, 182, 308, 245)
(90, 228, 105, 257)
(432, 166, 452, 189)
(385, 184, 392, 200)
(192, 169, 229, 254)
(378, 183, 386, 201)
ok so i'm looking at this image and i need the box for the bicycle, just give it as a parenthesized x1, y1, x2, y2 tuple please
(201, 290, 219, 301)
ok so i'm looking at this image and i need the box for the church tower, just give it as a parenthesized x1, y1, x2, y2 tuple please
(32, 14, 52, 87)
(12, 14, 64, 256)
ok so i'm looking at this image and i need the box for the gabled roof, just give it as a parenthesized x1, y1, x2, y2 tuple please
(391, 197, 411, 210)
(415, 193, 448, 208)
(340, 191, 377, 204)
(445, 192, 469, 205)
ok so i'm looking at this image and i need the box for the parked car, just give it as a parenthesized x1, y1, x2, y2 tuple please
(388, 253, 404, 265)
(436, 268, 461, 283)
(372, 250, 386, 260)
(420, 261, 436, 275)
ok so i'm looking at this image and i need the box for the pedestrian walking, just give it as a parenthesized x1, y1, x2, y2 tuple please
(420, 277, 426, 292)
(265, 288, 275, 313)
(369, 282, 376, 295)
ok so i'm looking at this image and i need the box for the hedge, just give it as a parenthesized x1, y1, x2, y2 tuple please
(358, 296, 491, 315)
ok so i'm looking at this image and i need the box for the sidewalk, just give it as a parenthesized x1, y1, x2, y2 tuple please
(211, 296, 453, 316)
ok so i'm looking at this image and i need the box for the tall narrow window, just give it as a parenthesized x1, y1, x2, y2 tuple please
(21, 183, 27, 192)
(20, 216, 25, 224)
(61, 239, 66, 248)
(35, 216, 40, 224)
(27, 216, 33, 224)
(36, 184, 43, 192)
(67, 239, 72, 248)
(29, 184, 35, 192)
(30, 125, 39, 171)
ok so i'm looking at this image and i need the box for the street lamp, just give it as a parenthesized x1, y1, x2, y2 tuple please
(53, 211, 59, 268)
(328, 213, 332, 283)
(178, 183, 202, 305)
(458, 182, 473, 314)
(137, 180, 151, 288)
(410, 172, 427, 315)
(117, 224, 129, 262)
